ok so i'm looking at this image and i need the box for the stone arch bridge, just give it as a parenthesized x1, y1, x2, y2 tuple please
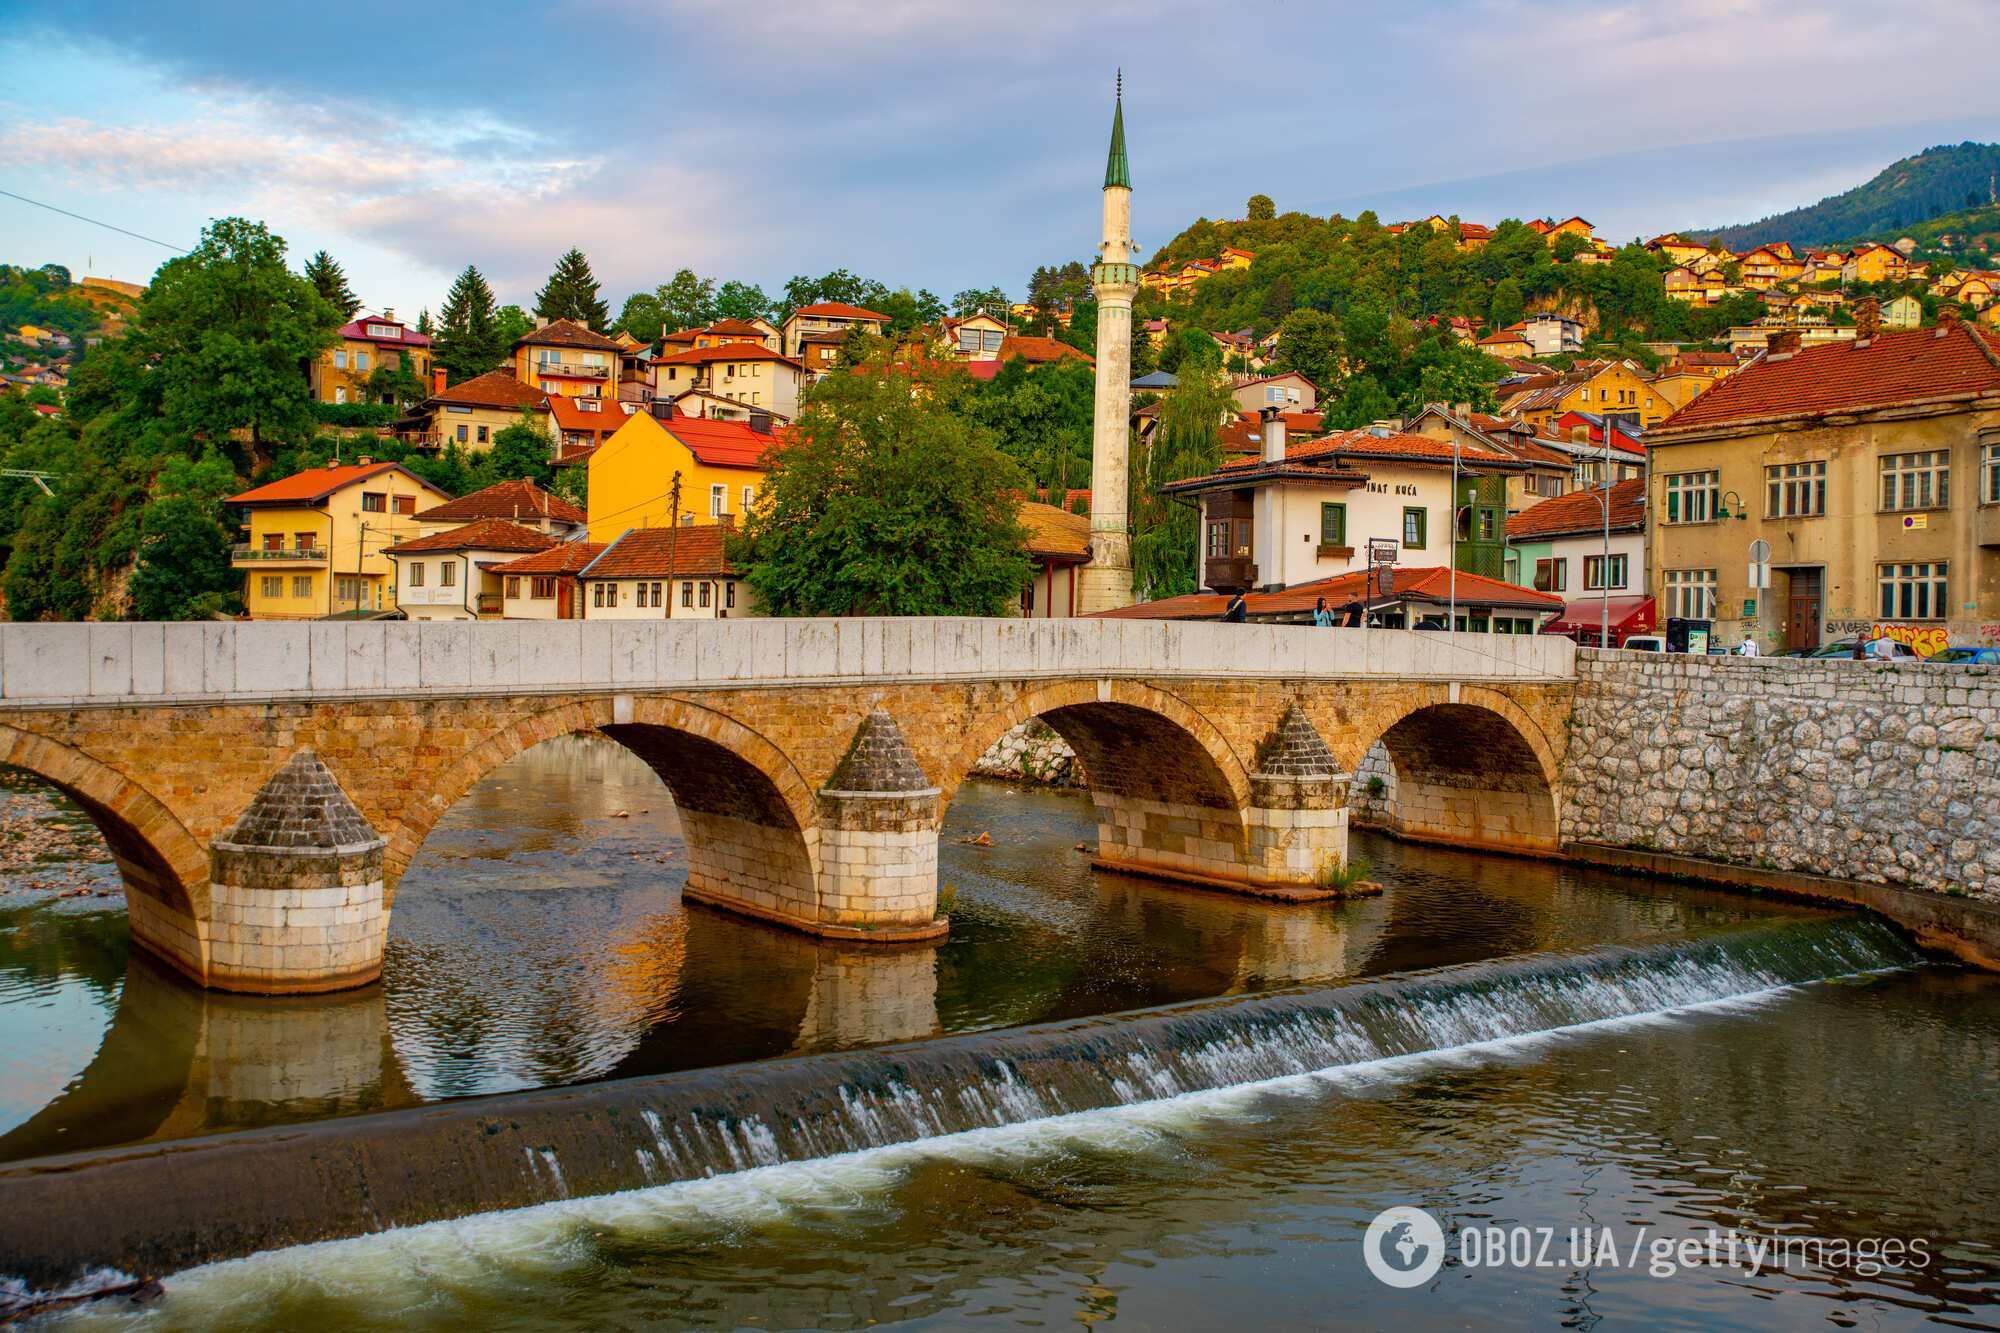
(0, 619, 1575, 994)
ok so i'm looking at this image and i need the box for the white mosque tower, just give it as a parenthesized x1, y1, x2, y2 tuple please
(1077, 73, 1138, 614)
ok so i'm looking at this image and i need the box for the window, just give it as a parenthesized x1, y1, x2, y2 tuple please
(1664, 470, 1719, 524)
(260, 575, 282, 599)
(725, 582, 736, 609)
(295, 532, 316, 550)
(1879, 562, 1948, 619)
(335, 575, 362, 604)
(456, 425, 469, 444)
(711, 484, 726, 517)
(1476, 508, 1498, 541)
(366, 323, 398, 339)
(505, 576, 521, 599)
(393, 495, 416, 516)
(1766, 460, 1827, 517)
(477, 426, 490, 445)
(355, 351, 370, 373)
(681, 581, 693, 608)
(407, 562, 424, 587)
(1207, 521, 1229, 557)
(440, 561, 456, 588)
(333, 350, 347, 369)
(1584, 553, 1628, 590)
(593, 582, 605, 608)
(532, 577, 556, 600)
(650, 581, 665, 608)
(699, 581, 712, 608)
(1319, 502, 1346, 547)
(291, 575, 313, 599)
(1881, 451, 1950, 511)
(262, 532, 284, 551)
(362, 492, 386, 513)
(742, 485, 754, 513)
(1986, 442, 2000, 504)
(1533, 557, 1567, 592)
(1503, 551, 1520, 584)
(334, 387, 348, 404)
(1402, 506, 1426, 549)
(1664, 568, 1717, 619)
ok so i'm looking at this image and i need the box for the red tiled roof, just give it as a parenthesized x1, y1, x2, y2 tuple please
(513, 318, 625, 352)
(229, 461, 420, 507)
(1219, 411, 1323, 454)
(336, 315, 431, 347)
(654, 343, 803, 369)
(1272, 427, 1519, 469)
(1670, 351, 1737, 368)
(415, 478, 584, 527)
(998, 335, 1092, 365)
(546, 393, 637, 435)
(384, 519, 559, 556)
(790, 301, 889, 321)
(429, 369, 548, 411)
(1505, 479, 1644, 539)
(490, 541, 605, 575)
(1093, 567, 1563, 620)
(1653, 324, 2000, 436)
(581, 524, 738, 579)
(703, 318, 771, 336)
(659, 413, 788, 469)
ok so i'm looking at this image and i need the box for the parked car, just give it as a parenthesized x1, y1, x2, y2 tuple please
(1805, 636, 1918, 660)
(1621, 635, 1665, 652)
(1928, 646, 2000, 665)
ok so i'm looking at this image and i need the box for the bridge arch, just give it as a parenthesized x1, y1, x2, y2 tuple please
(0, 723, 211, 982)
(1349, 688, 1562, 856)
(386, 696, 824, 926)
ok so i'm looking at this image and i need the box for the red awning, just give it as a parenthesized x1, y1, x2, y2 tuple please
(1543, 595, 1656, 641)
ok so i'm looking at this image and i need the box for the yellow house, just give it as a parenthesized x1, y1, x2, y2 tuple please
(513, 318, 625, 398)
(1646, 234, 1711, 266)
(309, 311, 432, 405)
(1499, 359, 1674, 430)
(413, 369, 552, 452)
(585, 409, 785, 543)
(228, 460, 451, 619)
(1842, 243, 1909, 286)
(1217, 246, 1256, 271)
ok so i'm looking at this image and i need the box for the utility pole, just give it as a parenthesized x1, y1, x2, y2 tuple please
(664, 470, 682, 619)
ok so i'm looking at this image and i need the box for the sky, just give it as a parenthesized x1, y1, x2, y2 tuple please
(3, 0, 1999, 322)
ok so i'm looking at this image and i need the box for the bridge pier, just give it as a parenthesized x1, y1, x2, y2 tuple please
(803, 709, 946, 941)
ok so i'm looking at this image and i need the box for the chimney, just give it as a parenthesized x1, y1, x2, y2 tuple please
(432, 367, 447, 395)
(1453, 401, 1471, 420)
(381, 306, 395, 322)
(1259, 406, 1286, 463)
(1853, 297, 1880, 342)
(356, 455, 374, 467)
(1766, 329, 1802, 358)
(1938, 305, 1962, 337)
(536, 315, 550, 329)
(749, 409, 774, 435)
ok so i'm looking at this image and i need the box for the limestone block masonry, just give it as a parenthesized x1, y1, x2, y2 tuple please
(1563, 652, 2000, 901)
(790, 708, 946, 943)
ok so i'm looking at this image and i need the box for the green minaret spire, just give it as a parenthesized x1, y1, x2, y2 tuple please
(1103, 70, 1131, 191)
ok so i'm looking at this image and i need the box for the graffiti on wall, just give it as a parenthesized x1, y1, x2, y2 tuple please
(1824, 621, 1954, 657)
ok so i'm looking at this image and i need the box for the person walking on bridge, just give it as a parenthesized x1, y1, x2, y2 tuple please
(1313, 597, 1333, 627)
(1222, 591, 1248, 623)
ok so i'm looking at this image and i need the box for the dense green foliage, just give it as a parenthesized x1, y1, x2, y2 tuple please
(1696, 142, 2000, 250)
(1857, 202, 2000, 269)
(734, 358, 1030, 615)
(433, 266, 504, 385)
(302, 250, 361, 319)
(533, 248, 611, 330)
(1131, 362, 1231, 601)
(951, 358, 1096, 493)
(0, 264, 101, 365)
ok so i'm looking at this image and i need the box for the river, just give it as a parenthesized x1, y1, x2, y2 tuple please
(1, 737, 1996, 1328)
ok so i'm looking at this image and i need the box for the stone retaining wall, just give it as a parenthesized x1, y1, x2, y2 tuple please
(1562, 651, 2000, 902)
(969, 720, 1082, 786)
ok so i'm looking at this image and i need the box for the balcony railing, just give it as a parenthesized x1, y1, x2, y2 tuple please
(1204, 555, 1257, 593)
(532, 361, 609, 378)
(476, 593, 503, 615)
(233, 545, 329, 562)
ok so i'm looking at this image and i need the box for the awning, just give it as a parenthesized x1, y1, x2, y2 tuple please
(1543, 595, 1655, 639)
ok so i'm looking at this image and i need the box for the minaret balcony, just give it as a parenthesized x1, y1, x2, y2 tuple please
(1091, 262, 1140, 288)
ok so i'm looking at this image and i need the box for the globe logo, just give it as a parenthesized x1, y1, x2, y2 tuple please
(1363, 1205, 1446, 1288)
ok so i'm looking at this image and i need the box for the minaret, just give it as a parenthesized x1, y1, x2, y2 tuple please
(1078, 73, 1138, 614)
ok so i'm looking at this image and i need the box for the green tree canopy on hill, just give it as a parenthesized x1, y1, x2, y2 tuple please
(533, 248, 610, 330)
(434, 265, 504, 384)
(1131, 360, 1231, 602)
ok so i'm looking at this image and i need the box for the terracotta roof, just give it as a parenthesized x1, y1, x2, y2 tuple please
(1478, 330, 1530, 346)
(429, 369, 548, 411)
(790, 301, 889, 321)
(659, 413, 788, 469)
(1653, 324, 2000, 436)
(1219, 411, 1323, 454)
(415, 478, 584, 527)
(997, 335, 1092, 365)
(1235, 371, 1318, 391)
(1093, 567, 1563, 620)
(654, 343, 804, 369)
(336, 315, 430, 347)
(489, 541, 605, 576)
(384, 519, 559, 556)
(546, 393, 637, 435)
(1276, 427, 1519, 469)
(703, 318, 771, 336)
(1018, 501, 1090, 562)
(229, 461, 419, 507)
(1670, 351, 1737, 368)
(581, 524, 738, 579)
(1505, 479, 1644, 539)
(513, 318, 624, 352)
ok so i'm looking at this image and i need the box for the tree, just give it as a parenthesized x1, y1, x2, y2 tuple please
(414, 308, 433, 337)
(134, 216, 340, 464)
(127, 451, 242, 619)
(303, 250, 361, 318)
(1327, 373, 1395, 429)
(616, 290, 666, 340)
(533, 248, 610, 330)
(469, 411, 556, 489)
(1246, 194, 1276, 222)
(951, 287, 1010, 319)
(1131, 361, 1231, 601)
(714, 280, 773, 323)
(733, 356, 1030, 615)
(363, 351, 427, 409)
(1273, 308, 1341, 390)
(493, 304, 535, 348)
(1488, 278, 1525, 330)
(659, 268, 718, 332)
(433, 265, 504, 385)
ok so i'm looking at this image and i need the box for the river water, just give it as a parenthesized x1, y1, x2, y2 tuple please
(2, 738, 1997, 1328)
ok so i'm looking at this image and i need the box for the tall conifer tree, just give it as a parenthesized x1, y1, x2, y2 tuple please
(302, 249, 361, 318)
(534, 248, 610, 331)
(434, 265, 503, 384)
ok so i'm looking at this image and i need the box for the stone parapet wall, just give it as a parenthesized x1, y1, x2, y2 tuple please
(1563, 651, 2000, 900)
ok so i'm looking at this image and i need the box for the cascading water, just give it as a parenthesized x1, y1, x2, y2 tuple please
(0, 915, 1919, 1300)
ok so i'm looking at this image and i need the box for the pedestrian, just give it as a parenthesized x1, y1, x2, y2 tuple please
(1869, 633, 1898, 661)
(1222, 591, 1248, 623)
(1313, 597, 1333, 628)
(1851, 634, 1869, 661)
(1343, 600, 1365, 627)
(1737, 633, 1759, 657)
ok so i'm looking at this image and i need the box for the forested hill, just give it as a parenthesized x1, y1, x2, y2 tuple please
(1693, 142, 2000, 250)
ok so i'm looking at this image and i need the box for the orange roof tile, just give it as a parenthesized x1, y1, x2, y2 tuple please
(997, 335, 1092, 365)
(512, 318, 625, 352)
(661, 413, 789, 469)
(415, 479, 584, 527)
(384, 519, 560, 556)
(429, 369, 548, 412)
(228, 461, 424, 507)
(654, 343, 803, 369)
(1654, 324, 2000, 436)
(490, 541, 606, 575)
(546, 393, 637, 435)
(790, 301, 889, 321)
(1505, 479, 1644, 539)
(581, 525, 738, 579)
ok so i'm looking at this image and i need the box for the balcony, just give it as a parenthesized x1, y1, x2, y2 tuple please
(233, 545, 329, 565)
(532, 361, 610, 379)
(1979, 504, 2000, 549)
(477, 593, 503, 616)
(1204, 555, 1258, 593)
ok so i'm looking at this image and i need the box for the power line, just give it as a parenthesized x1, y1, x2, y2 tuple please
(0, 187, 189, 253)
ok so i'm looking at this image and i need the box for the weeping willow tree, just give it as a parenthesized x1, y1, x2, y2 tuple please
(1130, 357, 1233, 601)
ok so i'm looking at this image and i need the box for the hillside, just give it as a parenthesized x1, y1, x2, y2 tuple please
(1859, 203, 2000, 269)
(1695, 142, 2000, 250)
